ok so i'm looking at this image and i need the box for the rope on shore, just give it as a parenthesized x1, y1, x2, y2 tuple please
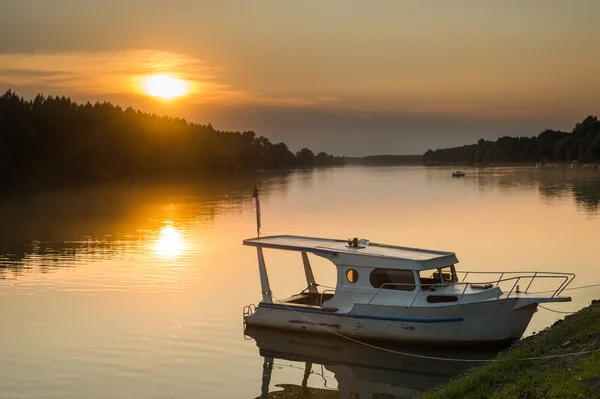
(271, 294, 597, 363)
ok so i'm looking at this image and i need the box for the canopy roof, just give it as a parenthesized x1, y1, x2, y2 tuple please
(243, 235, 458, 270)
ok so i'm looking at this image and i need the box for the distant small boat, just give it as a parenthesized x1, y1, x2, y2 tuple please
(452, 171, 465, 177)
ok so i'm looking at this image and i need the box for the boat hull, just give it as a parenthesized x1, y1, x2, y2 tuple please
(244, 299, 536, 345)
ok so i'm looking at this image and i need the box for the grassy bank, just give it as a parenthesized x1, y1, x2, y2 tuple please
(421, 300, 600, 399)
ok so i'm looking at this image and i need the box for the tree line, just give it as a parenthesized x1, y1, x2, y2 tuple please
(0, 90, 345, 187)
(423, 116, 600, 165)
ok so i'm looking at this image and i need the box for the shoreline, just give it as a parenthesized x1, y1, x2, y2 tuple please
(420, 300, 600, 398)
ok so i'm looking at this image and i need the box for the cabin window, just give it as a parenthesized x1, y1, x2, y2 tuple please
(436, 266, 458, 283)
(420, 265, 458, 289)
(346, 269, 359, 283)
(369, 269, 415, 291)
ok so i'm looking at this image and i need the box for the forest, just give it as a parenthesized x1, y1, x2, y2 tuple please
(0, 90, 345, 187)
(423, 116, 600, 165)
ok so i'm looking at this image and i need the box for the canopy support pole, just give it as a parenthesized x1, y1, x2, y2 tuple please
(302, 252, 318, 294)
(257, 247, 272, 303)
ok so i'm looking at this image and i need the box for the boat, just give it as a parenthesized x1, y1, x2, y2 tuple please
(247, 325, 499, 399)
(536, 162, 558, 168)
(243, 235, 574, 345)
(452, 171, 465, 177)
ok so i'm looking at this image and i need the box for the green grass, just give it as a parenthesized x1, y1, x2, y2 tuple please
(420, 301, 600, 399)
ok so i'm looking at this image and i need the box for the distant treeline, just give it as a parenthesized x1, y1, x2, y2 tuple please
(423, 116, 600, 165)
(0, 90, 345, 186)
(348, 155, 423, 165)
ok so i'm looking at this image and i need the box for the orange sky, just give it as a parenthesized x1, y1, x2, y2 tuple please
(1, 0, 598, 156)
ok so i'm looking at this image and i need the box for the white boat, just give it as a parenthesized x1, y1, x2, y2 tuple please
(452, 171, 465, 177)
(243, 235, 574, 345)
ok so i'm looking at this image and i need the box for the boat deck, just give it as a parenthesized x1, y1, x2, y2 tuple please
(274, 292, 337, 312)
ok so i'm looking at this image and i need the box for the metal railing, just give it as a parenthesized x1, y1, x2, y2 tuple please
(243, 303, 257, 318)
(456, 271, 575, 298)
(262, 271, 575, 311)
(363, 271, 575, 307)
(366, 282, 421, 306)
(319, 289, 336, 310)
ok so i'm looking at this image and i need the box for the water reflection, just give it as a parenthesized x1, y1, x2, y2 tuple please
(247, 326, 499, 399)
(154, 225, 186, 258)
(571, 178, 600, 213)
(429, 167, 600, 215)
(0, 173, 292, 278)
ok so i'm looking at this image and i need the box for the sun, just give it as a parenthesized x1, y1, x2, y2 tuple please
(155, 226, 185, 258)
(142, 74, 188, 100)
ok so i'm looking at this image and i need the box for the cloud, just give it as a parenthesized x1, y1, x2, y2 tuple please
(0, 68, 75, 79)
(0, 50, 593, 157)
(0, 50, 340, 109)
(0, 50, 239, 102)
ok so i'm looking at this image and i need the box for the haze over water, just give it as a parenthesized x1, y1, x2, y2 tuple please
(1, 166, 599, 398)
(2, 1, 600, 156)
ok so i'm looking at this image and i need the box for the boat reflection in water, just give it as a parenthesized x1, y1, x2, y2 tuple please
(247, 325, 502, 399)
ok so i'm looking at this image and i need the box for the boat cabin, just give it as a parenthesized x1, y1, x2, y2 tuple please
(243, 235, 495, 312)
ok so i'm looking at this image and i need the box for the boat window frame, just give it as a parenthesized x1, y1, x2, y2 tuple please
(437, 265, 458, 284)
(423, 265, 458, 284)
(419, 265, 458, 290)
(369, 268, 417, 292)
(346, 268, 359, 283)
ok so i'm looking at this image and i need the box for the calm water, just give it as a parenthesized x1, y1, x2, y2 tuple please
(1, 166, 599, 398)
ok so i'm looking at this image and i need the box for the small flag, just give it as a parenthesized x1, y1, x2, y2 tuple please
(252, 180, 261, 236)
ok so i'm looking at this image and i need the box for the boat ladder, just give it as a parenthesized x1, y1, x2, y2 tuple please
(243, 303, 258, 318)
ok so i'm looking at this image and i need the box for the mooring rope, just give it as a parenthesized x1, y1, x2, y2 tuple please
(531, 282, 600, 314)
(538, 304, 577, 314)
(530, 282, 600, 295)
(269, 294, 598, 363)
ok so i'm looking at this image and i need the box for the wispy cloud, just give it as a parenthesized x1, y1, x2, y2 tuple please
(0, 50, 238, 102)
(0, 50, 345, 109)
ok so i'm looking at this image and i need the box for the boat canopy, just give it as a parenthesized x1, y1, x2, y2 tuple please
(243, 235, 458, 271)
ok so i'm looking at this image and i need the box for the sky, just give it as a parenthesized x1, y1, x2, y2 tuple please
(1, 0, 599, 156)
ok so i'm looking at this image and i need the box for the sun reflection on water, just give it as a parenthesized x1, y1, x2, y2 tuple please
(155, 225, 185, 258)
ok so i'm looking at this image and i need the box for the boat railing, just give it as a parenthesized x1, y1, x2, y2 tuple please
(364, 272, 575, 306)
(456, 271, 575, 298)
(243, 303, 258, 318)
(319, 289, 337, 310)
(366, 283, 422, 306)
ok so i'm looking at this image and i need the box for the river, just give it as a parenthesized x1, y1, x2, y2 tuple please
(1, 165, 599, 398)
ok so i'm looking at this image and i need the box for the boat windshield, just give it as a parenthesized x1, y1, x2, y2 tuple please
(419, 265, 458, 289)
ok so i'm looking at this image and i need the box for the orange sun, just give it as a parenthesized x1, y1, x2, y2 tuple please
(142, 74, 188, 100)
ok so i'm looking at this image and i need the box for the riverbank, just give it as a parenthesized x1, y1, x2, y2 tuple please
(421, 300, 600, 399)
